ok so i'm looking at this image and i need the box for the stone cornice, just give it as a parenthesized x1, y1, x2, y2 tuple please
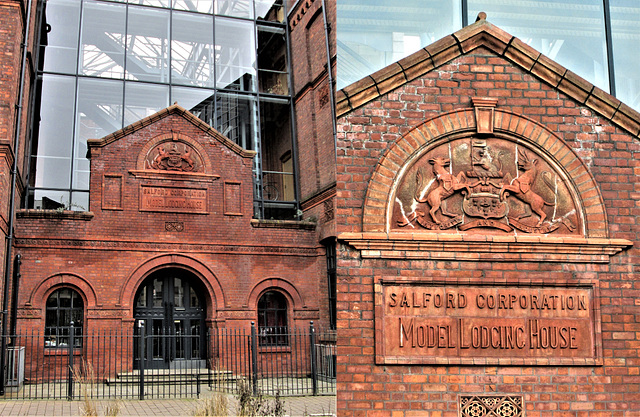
(336, 14, 640, 139)
(339, 232, 633, 264)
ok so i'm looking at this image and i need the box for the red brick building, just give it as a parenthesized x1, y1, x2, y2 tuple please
(0, 0, 338, 386)
(335, 16, 639, 415)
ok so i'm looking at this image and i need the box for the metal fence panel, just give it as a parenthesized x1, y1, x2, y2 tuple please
(0, 324, 335, 400)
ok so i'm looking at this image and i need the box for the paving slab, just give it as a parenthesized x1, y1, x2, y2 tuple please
(0, 393, 336, 416)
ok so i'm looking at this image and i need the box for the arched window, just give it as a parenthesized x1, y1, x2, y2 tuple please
(257, 290, 288, 346)
(45, 288, 84, 348)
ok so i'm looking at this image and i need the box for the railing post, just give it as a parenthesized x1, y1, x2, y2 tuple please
(67, 321, 74, 400)
(310, 321, 317, 396)
(250, 322, 258, 395)
(138, 321, 145, 400)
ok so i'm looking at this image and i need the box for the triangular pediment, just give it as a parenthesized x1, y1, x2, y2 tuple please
(336, 14, 640, 139)
(86, 103, 256, 159)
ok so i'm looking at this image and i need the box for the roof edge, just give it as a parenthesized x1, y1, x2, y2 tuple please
(336, 14, 640, 139)
(86, 104, 257, 159)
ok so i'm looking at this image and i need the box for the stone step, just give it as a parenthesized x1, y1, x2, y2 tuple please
(104, 369, 236, 386)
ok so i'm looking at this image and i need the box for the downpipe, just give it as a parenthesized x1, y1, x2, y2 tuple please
(0, 0, 34, 395)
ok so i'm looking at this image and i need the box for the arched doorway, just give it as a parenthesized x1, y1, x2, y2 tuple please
(133, 268, 206, 369)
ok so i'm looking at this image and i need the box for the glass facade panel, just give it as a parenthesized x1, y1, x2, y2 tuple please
(337, 0, 462, 89)
(171, 11, 215, 87)
(610, 0, 640, 110)
(80, 1, 126, 79)
(130, 0, 170, 8)
(31, 0, 296, 217)
(75, 77, 124, 190)
(34, 75, 74, 189)
(214, 92, 258, 151)
(173, 0, 214, 13)
(43, 0, 81, 74)
(126, 6, 170, 83)
(215, 0, 253, 19)
(171, 86, 216, 113)
(124, 82, 169, 126)
(215, 17, 256, 91)
(468, 0, 609, 92)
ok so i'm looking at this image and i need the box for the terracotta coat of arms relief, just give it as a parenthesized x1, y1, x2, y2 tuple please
(393, 137, 579, 235)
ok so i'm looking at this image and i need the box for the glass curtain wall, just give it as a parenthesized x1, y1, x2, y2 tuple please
(337, 0, 640, 113)
(30, 0, 297, 219)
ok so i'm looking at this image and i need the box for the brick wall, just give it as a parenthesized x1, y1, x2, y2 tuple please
(289, 0, 336, 240)
(336, 46, 640, 415)
(14, 108, 330, 339)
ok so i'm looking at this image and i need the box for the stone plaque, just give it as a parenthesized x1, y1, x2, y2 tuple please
(375, 279, 601, 366)
(140, 185, 207, 214)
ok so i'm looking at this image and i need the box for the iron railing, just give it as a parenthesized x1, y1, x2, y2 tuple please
(0, 322, 335, 400)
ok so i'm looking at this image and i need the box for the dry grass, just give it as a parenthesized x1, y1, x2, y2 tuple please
(193, 393, 230, 416)
(71, 360, 120, 417)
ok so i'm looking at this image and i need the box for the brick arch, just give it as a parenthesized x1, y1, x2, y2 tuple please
(119, 254, 225, 319)
(362, 108, 608, 238)
(246, 278, 305, 311)
(28, 273, 99, 310)
(136, 131, 212, 173)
